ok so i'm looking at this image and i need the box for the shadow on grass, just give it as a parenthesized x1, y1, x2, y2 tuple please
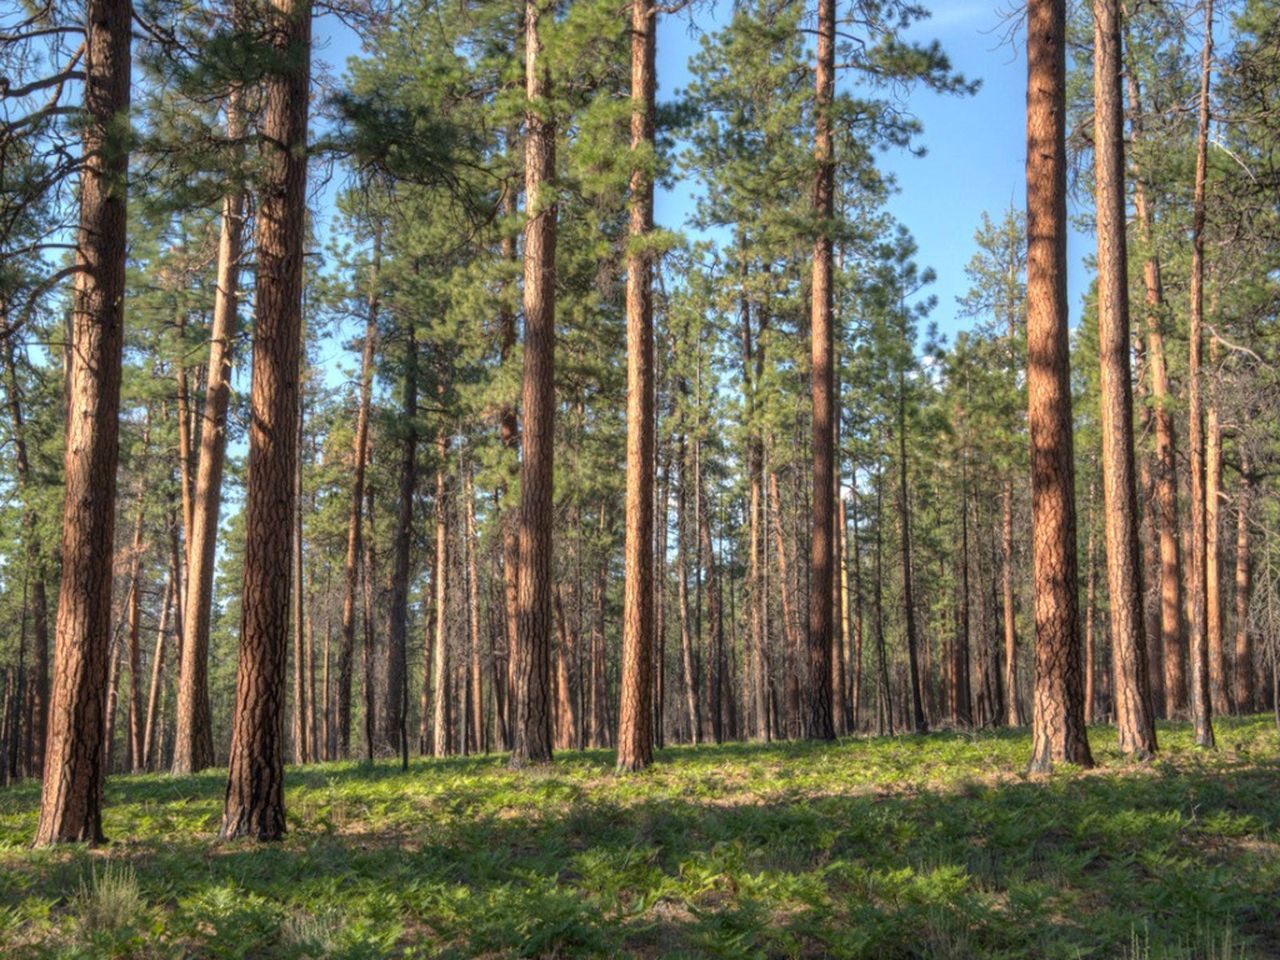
(1, 724, 1277, 958)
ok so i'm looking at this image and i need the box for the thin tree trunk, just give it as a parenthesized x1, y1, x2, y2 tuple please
(617, 0, 657, 771)
(1025, 0, 1092, 772)
(1127, 62, 1186, 721)
(386, 323, 416, 760)
(699, 490, 726, 744)
(466, 464, 484, 753)
(1186, 0, 1216, 750)
(873, 474, 892, 736)
(954, 445, 973, 728)
(896, 401, 926, 733)
(1084, 477, 1099, 724)
(174, 89, 246, 775)
(1093, 0, 1156, 758)
(432, 429, 451, 759)
(142, 574, 173, 771)
(362, 483, 379, 760)
(769, 471, 802, 737)
(805, 0, 836, 742)
(221, 0, 312, 841)
(1206, 359, 1227, 715)
(290, 395, 306, 765)
(1233, 464, 1252, 713)
(510, 0, 557, 767)
(337, 240, 379, 758)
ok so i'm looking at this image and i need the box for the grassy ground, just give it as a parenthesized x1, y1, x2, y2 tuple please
(0, 717, 1277, 959)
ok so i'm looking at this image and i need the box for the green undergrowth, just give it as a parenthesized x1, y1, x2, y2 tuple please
(1, 717, 1277, 958)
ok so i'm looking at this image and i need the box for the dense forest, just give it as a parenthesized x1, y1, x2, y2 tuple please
(1, 0, 1279, 955)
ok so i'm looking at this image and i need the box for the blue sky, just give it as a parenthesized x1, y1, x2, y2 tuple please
(313, 2, 1092, 346)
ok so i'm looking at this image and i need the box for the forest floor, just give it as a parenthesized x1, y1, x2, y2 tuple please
(1, 717, 1278, 959)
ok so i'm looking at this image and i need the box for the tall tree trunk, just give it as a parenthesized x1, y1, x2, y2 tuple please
(466, 464, 484, 753)
(1000, 482, 1021, 725)
(699, 491, 726, 744)
(675, 439, 701, 744)
(337, 240, 379, 758)
(1084, 477, 1099, 724)
(511, 0, 557, 767)
(1186, 0, 1216, 751)
(873, 474, 892, 735)
(432, 430, 451, 758)
(896, 399, 926, 733)
(617, 0, 657, 771)
(290, 395, 306, 765)
(954, 448, 973, 728)
(1206, 362, 1227, 716)
(362, 483, 379, 760)
(655, 451, 669, 748)
(847, 492, 864, 731)
(1025, 0, 1092, 772)
(1233, 465, 1252, 713)
(1, 332, 50, 779)
(122, 422, 151, 774)
(34, 0, 131, 846)
(1093, 0, 1157, 759)
(220, 0, 312, 842)
(174, 90, 246, 774)
(805, 0, 836, 742)
(769, 471, 802, 737)
(1126, 62, 1186, 721)
(386, 323, 417, 761)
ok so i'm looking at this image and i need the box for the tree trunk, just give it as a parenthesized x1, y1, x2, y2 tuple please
(1126, 62, 1186, 721)
(847, 492, 864, 731)
(1233, 464, 1252, 713)
(954, 450, 973, 728)
(34, 0, 132, 846)
(220, 0, 312, 842)
(896, 400, 927, 733)
(617, 0, 657, 771)
(1084, 478, 1098, 724)
(769, 471, 802, 737)
(1025, 0, 1092, 773)
(362, 483, 379, 760)
(337, 240, 379, 758)
(432, 430, 451, 758)
(510, 0, 557, 767)
(1093, 0, 1157, 759)
(174, 90, 246, 774)
(873, 475, 892, 735)
(386, 323, 416, 761)
(290, 395, 306, 765)
(1186, 0, 1216, 751)
(122, 437, 150, 774)
(805, 0, 836, 742)
(1206, 364, 1227, 716)
(142, 574, 173, 771)
(466, 465, 484, 753)
(1, 332, 50, 779)
(699, 490, 726, 744)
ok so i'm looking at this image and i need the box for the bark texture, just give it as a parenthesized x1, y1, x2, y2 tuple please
(221, 0, 312, 841)
(1025, 0, 1092, 773)
(35, 0, 132, 846)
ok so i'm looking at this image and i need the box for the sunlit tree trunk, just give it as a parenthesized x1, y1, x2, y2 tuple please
(175, 90, 246, 775)
(34, 0, 132, 846)
(616, 0, 657, 771)
(1025, 0, 1092, 772)
(1206, 357, 1227, 716)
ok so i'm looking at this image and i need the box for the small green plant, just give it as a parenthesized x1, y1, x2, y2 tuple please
(72, 861, 142, 937)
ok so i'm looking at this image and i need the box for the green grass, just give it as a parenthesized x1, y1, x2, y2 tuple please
(1, 717, 1278, 958)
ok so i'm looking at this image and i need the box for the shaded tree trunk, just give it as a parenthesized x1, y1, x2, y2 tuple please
(1233, 464, 1252, 713)
(1025, 0, 1092, 772)
(1186, 0, 1216, 751)
(1093, 0, 1156, 759)
(510, 0, 557, 767)
(386, 324, 416, 762)
(805, 0, 836, 742)
(220, 0, 312, 842)
(34, 0, 131, 845)
(896, 405, 926, 734)
(432, 430, 451, 759)
(337, 243, 379, 758)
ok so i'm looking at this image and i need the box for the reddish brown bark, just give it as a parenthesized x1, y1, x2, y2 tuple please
(616, 0, 657, 771)
(1206, 368, 1227, 715)
(1025, 0, 1092, 773)
(805, 0, 836, 742)
(174, 91, 245, 774)
(337, 242, 379, 758)
(34, 0, 132, 846)
(1093, 0, 1157, 758)
(1186, 0, 1216, 750)
(220, 0, 312, 841)
(510, 0, 557, 767)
